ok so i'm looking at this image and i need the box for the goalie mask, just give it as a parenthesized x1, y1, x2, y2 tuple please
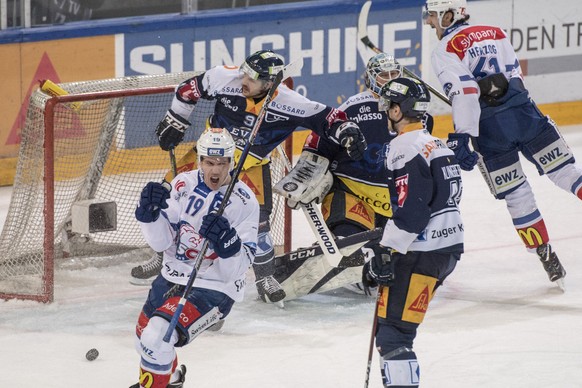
(240, 50, 285, 82)
(379, 77, 431, 120)
(364, 53, 403, 96)
(423, 0, 468, 29)
(197, 127, 236, 171)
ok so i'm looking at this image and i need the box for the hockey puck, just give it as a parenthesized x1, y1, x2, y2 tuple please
(85, 348, 99, 361)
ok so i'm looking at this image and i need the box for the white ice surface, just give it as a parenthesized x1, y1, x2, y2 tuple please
(0, 126, 581, 387)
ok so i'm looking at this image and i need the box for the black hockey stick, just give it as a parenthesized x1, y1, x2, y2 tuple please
(169, 148, 178, 177)
(163, 58, 304, 342)
(364, 286, 382, 388)
(357, 0, 451, 107)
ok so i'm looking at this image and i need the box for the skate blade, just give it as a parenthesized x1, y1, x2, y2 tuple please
(553, 277, 566, 292)
(129, 277, 155, 286)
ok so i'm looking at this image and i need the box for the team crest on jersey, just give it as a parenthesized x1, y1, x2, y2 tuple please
(395, 174, 409, 208)
(174, 180, 186, 192)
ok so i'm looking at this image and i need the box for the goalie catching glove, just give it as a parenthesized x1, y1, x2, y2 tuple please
(331, 121, 367, 161)
(156, 109, 191, 151)
(273, 151, 333, 209)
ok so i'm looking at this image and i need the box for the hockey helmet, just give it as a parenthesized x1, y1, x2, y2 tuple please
(364, 53, 402, 96)
(379, 77, 431, 120)
(423, 0, 467, 29)
(197, 128, 236, 169)
(240, 50, 285, 82)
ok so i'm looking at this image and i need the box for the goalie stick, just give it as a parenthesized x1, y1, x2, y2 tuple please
(275, 144, 344, 267)
(357, 0, 451, 106)
(163, 58, 304, 342)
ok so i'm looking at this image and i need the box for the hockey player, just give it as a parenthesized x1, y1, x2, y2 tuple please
(131, 128, 260, 388)
(274, 53, 402, 296)
(362, 77, 463, 387)
(423, 0, 582, 288)
(130, 49, 366, 304)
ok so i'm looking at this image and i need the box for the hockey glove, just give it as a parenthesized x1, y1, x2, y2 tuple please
(361, 261, 378, 295)
(199, 213, 241, 258)
(446, 133, 478, 171)
(367, 245, 398, 286)
(135, 182, 170, 223)
(333, 122, 367, 161)
(156, 109, 191, 151)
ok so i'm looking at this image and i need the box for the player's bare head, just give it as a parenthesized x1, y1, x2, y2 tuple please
(365, 53, 402, 97)
(240, 50, 285, 98)
(423, 0, 469, 38)
(197, 128, 236, 190)
(379, 77, 431, 131)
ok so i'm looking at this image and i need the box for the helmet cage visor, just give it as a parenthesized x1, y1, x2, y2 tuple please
(240, 60, 284, 81)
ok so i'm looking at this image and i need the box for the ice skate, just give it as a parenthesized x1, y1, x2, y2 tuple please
(207, 319, 226, 332)
(130, 252, 163, 286)
(129, 365, 186, 388)
(168, 365, 186, 388)
(536, 243, 566, 291)
(256, 275, 286, 305)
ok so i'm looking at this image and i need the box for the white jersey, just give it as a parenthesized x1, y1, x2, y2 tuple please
(381, 125, 464, 254)
(431, 23, 522, 137)
(138, 170, 260, 302)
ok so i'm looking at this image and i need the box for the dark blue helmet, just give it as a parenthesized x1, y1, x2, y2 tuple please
(378, 77, 431, 120)
(240, 50, 285, 82)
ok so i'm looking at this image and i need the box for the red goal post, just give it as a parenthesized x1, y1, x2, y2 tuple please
(0, 73, 292, 302)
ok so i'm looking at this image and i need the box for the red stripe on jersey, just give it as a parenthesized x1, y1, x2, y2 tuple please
(463, 87, 479, 95)
(446, 26, 506, 60)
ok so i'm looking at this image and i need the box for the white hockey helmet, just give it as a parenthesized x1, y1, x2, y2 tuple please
(197, 127, 236, 170)
(423, 0, 467, 29)
(364, 53, 403, 96)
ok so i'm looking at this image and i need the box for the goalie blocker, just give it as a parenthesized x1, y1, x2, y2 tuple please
(273, 228, 382, 301)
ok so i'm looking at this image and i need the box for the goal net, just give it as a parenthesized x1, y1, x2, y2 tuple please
(0, 73, 292, 302)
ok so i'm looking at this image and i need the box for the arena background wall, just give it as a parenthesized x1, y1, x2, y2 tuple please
(1, 0, 581, 186)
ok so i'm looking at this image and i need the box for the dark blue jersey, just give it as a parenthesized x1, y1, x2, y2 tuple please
(303, 91, 396, 217)
(169, 65, 349, 166)
(380, 124, 464, 254)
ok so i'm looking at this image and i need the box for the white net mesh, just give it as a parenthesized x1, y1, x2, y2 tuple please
(0, 73, 291, 302)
